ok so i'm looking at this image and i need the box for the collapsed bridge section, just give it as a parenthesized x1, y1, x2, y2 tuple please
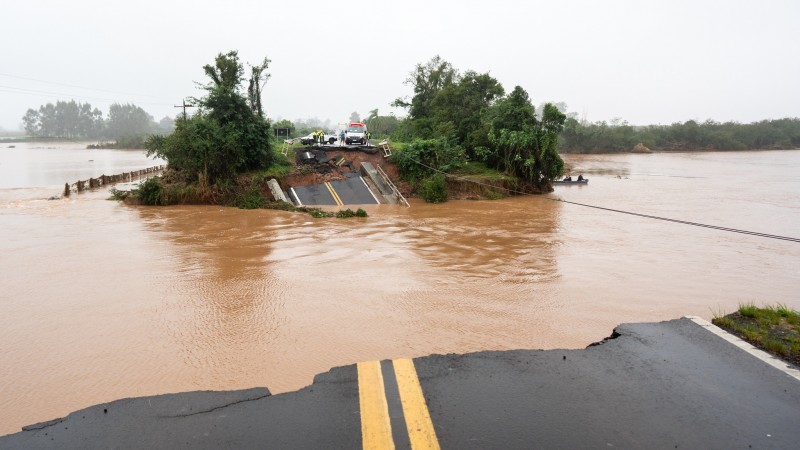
(287, 175, 380, 207)
(282, 147, 408, 207)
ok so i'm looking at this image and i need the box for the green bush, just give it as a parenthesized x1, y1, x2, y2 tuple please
(135, 177, 164, 205)
(336, 209, 356, 218)
(335, 208, 369, 218)
(391, 138, 465, 183)
(309, 209, 332, 218)
(108, 188, 130, 201)
(164, 183, 201, 204)
(484, 189, 504, 200)
(235, 187, 267, 209)
(420, 173, 448, 203)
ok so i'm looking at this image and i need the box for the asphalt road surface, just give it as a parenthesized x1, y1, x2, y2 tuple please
(2, 318, 798, 449)
(289, 176, 379, 207)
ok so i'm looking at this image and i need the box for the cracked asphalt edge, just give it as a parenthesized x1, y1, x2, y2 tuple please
(159, 393, 272, 419)
(17, 387, 272, 433)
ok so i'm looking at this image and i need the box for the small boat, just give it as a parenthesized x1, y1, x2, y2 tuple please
(553, 178, 588, 185)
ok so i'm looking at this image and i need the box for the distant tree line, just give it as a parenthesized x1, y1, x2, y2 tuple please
(21, 100, 174, 142)
(559, 117, 800, 153)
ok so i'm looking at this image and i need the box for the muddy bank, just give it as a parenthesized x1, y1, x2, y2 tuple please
(443, 175, 550, 200)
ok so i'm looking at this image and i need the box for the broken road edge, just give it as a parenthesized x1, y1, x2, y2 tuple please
(6, 315, 800, 437)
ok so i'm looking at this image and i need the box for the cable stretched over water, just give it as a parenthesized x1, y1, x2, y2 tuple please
(552, 198, 800, 243)
(407, 157, 800, 243)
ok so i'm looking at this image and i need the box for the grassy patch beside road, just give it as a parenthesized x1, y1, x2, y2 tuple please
(713, 304, 800, 368)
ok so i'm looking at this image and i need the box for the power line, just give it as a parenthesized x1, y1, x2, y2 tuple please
(552, 199, 800, 243)
(0, 85, 173, 107)
(174, 99, 196, 120)
(0, 85, 118, 102)
(407, 157, 800, 243)
(0, 72, 170, 100)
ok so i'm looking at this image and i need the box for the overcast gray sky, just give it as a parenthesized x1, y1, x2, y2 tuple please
(2, 0, 798, 130)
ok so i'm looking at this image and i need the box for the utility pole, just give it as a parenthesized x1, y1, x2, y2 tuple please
(174, 99, 196, 120)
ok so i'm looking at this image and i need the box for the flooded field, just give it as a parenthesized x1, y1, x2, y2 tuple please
(1, 143, 799, 434)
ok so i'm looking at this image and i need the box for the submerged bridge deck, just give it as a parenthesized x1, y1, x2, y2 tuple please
(287, 175, 380, 207)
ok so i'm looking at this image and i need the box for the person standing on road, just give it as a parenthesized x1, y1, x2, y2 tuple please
(339, 130, 345, 147)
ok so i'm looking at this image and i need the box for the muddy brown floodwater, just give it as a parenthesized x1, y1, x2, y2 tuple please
(1, 143, 799, 435)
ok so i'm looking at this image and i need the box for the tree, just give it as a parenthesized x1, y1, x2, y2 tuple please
(349, 111, 361, 122)
(429, 70, 504, 152)
(364, 110, 401, 137)
(247, 57, 271, 117)
(22, 100, 106, 138)
(488, 86, 536, 133)
(535, 101, 568, 120)
(158, 116, 175, 134)
(22, 109, 40, 136)
(203, 51, 242, 91)
(146, 113, 236, 183)
(393, 57, 503, 152)
(365, 109, 379, 127)
(394, 55, 458, 121)
(106, 103, 154, 139)
(55, 100, 80, 138)
(556, 117, 800, 153)
(273, 119, 295, 136)
(486, 102, 566, 188)
(147, 50, 274, 184)
(78, 103, 104, 138)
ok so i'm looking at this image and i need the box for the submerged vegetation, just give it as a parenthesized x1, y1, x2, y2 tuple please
(335, 208, 368, 218)
(713, 303, 800, 368)
(419, 173, 448, 203)
(86, 135, 149, 149)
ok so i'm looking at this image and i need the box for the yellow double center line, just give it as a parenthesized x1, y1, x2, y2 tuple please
(324, 181, 344, 206)
(357, 359, 440, 450)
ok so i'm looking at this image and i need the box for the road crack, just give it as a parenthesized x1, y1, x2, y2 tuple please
(22, 417, 64, 431)
(161, 393, 271, 418)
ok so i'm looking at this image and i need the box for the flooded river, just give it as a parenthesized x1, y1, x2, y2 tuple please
(1, 142, 799, 434)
